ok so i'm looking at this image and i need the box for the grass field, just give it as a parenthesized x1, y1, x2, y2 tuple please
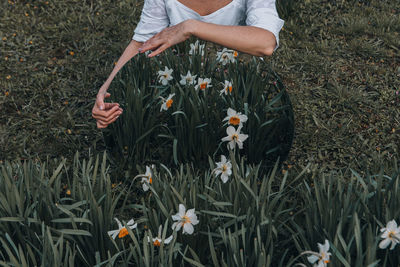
(1, 0, 399, 172)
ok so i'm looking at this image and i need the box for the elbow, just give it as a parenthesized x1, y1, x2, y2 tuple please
(260, 45, 275, 57)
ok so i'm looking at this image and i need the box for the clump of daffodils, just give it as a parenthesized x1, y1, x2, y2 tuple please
(180, 71, 197, 86)
(172, 204, 199, 235)
(216, 48, 236, 65)
(195, 77, 212, 91)
(379, 219, 400, 250)
(307, 239, 331, 267)
(189, 40, 205, 56)
(223, 108, 248, 127)
(147, 225, 173, 247)
(220, 80, 233, 95)
(141, 166, 153, 191)
(158, 66, 173, 85)
(107, 218, 137, 239)
(160, 93, 175, 111)
(221, 125, 249, 150)
(213, 155, 232, 183)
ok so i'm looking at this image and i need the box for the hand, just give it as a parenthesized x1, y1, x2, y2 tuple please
(92, 90, 123, 129)
(138, 20, 194, 57)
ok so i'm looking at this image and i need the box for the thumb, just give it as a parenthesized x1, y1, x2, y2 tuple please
(97, 95, 105, 111)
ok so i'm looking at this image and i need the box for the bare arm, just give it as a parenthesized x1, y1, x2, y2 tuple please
(139, 19, 277, 58)
(92, 40, 142, 128)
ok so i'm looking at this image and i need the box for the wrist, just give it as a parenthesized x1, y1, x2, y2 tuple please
(184, 19, 198, 38)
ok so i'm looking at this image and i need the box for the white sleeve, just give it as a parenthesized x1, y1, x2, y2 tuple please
(245, 0, 284, 50)
(132, 0, 170, 42)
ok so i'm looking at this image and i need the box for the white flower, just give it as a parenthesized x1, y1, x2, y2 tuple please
(147, 225, 173, 247)
(216, 48, 235, 65)
(213, 155, 232, 183)
(220, 80, 233, 95)
(171, 204, 199, 235)
(221, 125, 248, 150)
(180, 71, 197, 86)
(189, 40, 205, 56)
(223, 108, 248, 127)
(107, 218, 137, 240)
(160, 93, 175, 111)
(307, 240, 331, 267)
(157, 66, 173, 85)
(141, 166, 153, 191)
(195, 78, 212, 91)
(379, 219, 400, 250)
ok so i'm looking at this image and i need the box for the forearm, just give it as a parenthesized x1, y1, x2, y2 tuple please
(101, 40, 142, 91)
(186, 20, 276, 56)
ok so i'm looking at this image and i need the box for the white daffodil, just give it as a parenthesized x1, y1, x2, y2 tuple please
(171, 204, 199, 235)
(216, 48, 235, 65)
(107, 218, 137, 240)
(220, 80, 233, 95)
(379, 219, 400, 250)
(147, 225, 173, 247)
(307, 240, 331, 267)
(189, 40, 205, 56)
(180, 71, 197, 86)
(195, 78, 212, 91)
(141, 166, 153, 191)
(223, 108, 248, 127)
(213, 155, 232, 183)
(160, 93, 175, 112)
(221, 125, 248, 150)
(157, 66, 173, 85)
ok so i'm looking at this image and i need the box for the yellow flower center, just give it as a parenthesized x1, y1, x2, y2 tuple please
(186, 77, 192, 82)
(232, 134, 238, 141)
(229, 116, 240, 125)
(163, 74, 168, 79)
(66, 189, 71, 195)
(166, 99, 173, 108)
(118, 227, 129, 238)
(222, 54, 228, 59)
(389, 231, 396, 239)
(153, 239, 161, 246)
(182, 215, 191, 224)
(200, 82, 207, 90)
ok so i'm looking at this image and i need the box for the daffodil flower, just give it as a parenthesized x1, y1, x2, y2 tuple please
(220, 80, 233, 95)
(107, 218, 137, 240)
(180, 71, 197, 86)
(147, 225, 173, 246)
(171, 204, 199, 235)
(221, 125, 248, 150)
(157, 66, 173, 85)
(216, 48, 235, 65)
(223, 108, 248, 126)
(160, 93, 175, 111)
(307, 240, 331, 267)
(379, 219, 400, 250)
(213, 155, 232, 183)
(189, 40, 205, 56)
(141, 166, 153, 191)
(195, 78, 212, 91)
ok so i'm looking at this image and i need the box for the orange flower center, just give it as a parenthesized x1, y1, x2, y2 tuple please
(229, 116, 240, 125)
(182, 215, 191, 224)
(149, 176, 153, 184)
(66, 190, 71, 195)
(118, 227, 129, 238)
(200, 82, 207, 90)
(153, 239, 161, 246)
(233, 51, 238, 57)
(222, 165, 227, 172)
(228, 86, 232, 93)
(166, 99, 173, 108)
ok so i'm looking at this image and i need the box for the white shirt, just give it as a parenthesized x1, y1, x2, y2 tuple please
(132, 0, 284, 50)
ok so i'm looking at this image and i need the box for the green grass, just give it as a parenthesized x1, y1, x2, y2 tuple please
(0, 0, 399, 170)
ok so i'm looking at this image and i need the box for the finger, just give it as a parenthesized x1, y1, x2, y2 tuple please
(93, 105, 121, 120)
(93, 107, 122, 122)
(148, 43, 170, 58)
(96, 114, 120, 128)
(103, 102, 119, 110)
(140, 37, 163, 54)
(104, 92, 111, 98)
